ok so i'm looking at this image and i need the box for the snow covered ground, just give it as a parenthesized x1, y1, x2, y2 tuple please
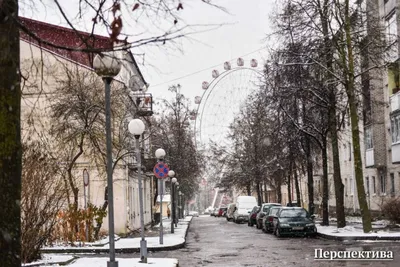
(24, 216, 193, 266)
(317, 224, 400, 237)
(64, 257, 178, 267)
(41, 216, 192, 251)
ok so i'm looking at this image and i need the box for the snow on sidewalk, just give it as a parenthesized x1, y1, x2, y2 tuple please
(65, 257, 178, 267)
(317, 224, 400, 238)
(41, 216, 192, 251)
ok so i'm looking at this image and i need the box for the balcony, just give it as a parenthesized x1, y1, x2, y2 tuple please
(390, 92, 400, 112)
(365, 149, 375, 167)
(133, 93, 153, 117)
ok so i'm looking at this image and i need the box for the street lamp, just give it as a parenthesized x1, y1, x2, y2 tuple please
(128, 118, 147, 263)
(175, 182, 179, 226)
(178, 191, 183, 219)
(93, 51, 121, 267)
(155, 148, 166, 244)
(169, 172, 176, 233)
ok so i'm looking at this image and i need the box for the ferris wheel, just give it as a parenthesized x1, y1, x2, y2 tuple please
(191, 58, 264, 149)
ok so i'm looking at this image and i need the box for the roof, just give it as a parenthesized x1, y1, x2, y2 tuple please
(19, 17, 113, 68)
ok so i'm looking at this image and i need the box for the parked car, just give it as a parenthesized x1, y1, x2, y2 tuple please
(248, 205, 260, 227)
(272, 207, 317, 237)
(217, 207, 227, 217)
(286, 201, 300, 207)
(256, 203, 281, 229)
(189, 211, 199, 217)
(210, 208, 218, 217)
(233, 196, 257, 223)
(226, 203, 236, 221)
(262, 206, 282, 233)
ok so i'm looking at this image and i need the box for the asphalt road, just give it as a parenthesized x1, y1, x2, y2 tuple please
(124, 215, 400, 267)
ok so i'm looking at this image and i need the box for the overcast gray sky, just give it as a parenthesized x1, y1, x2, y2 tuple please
(21, 0, 278, 146)
(21, 0, 277, 99)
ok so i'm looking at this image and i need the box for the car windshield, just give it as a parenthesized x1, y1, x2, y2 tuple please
(279, 209, 307, 218)
(269, 208, 280, 215)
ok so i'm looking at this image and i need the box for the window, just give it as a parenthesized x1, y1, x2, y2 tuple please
(386, 12, 398, 46)
(350, 177, 354, 196)
(372, 176, 376, 194)
(391, 173, 395, 194)
(391, 113, 400, 143)
(381, 175, 386, 194)
(348, 142, 352, 161)
(364, 126, 373, 149)
(386, 12, 398, 62)
(366, 177, 370, 195)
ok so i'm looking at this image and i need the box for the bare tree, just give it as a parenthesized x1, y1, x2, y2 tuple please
(21, 140, 67, 263)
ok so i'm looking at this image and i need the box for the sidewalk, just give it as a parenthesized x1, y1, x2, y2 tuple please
(26, 216, 193, 267)
(41, 216, 192, 254)
(315, 217, 400, 241)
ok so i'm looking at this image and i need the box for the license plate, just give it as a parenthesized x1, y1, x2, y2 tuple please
(292, 226, 304, 230)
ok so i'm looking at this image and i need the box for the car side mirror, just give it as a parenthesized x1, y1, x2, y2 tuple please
(310, 214, 316, 220)
(248, 211, 251, 214)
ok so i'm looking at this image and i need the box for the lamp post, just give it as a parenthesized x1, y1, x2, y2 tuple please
(175, 182, 179, 226)
(179, 191, 183, 219)
(170, 173, 176, 233)
(128, 119, 147, 263)
(93, 52, 121, 267)
(155, 148, 166, 244)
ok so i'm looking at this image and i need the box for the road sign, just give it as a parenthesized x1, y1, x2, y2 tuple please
(153, 162, 169, 179)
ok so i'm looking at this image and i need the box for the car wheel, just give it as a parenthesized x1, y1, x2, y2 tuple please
(276, 227, 281, 237)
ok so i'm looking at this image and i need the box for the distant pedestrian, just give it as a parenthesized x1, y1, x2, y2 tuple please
(167, 207, 171, 219)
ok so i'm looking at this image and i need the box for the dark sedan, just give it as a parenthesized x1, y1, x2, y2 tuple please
(272, 207, 317, 237)
(248, 206, 260, 227)
(262, 206, 281, 233)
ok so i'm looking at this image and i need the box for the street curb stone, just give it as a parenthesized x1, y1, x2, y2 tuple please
(40, 217, 193, 254)
(317, 232, 400, 241)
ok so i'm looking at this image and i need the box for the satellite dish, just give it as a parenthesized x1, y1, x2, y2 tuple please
(142, 83, 149, 92)
(129, 75, 141, 91)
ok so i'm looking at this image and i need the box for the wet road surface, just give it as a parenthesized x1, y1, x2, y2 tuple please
(112, 216, 400, 266)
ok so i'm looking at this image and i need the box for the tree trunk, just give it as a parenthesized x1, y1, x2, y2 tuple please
(287, 174, 292, 205)
(293, 166, 301, 205)
(246, 182, 251, 196)
(318, 0, 346, 229)
(276, 178, 282, 204)
(321, 141, 329, 226)
(0, 1, 22, 266)
(344, 0, 372, 233)
(256, 181, 262, 206)
(305, 136, 315, 215)
(330, 108, 346, 228)
(264, 180, 268, 203)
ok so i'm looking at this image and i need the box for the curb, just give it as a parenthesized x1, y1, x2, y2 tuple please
(317, 232, 400, 241)
(41, 217, 193, 255)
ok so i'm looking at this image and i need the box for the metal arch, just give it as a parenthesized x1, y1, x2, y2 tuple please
(194, 67, 263, 148)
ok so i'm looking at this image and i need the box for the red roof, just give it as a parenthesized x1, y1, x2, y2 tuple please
(19, 17, 113, 68)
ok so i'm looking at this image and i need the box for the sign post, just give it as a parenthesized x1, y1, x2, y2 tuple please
(153, 162, 169, 245)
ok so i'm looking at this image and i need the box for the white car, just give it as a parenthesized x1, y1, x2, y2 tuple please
(189, 211, 199, 217)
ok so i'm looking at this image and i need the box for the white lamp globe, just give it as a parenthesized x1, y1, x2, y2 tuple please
(93, 52, 121, 78)
(128, 119, 145, 135)
(171, 177, 177, 183)
(168, 170, 175, 178)
(155, 148, 166, 159)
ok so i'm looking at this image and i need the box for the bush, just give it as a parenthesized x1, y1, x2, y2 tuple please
(21, 142, 67, 263)
(381, 197, 400, 224)
(50, 203, 107, 244)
